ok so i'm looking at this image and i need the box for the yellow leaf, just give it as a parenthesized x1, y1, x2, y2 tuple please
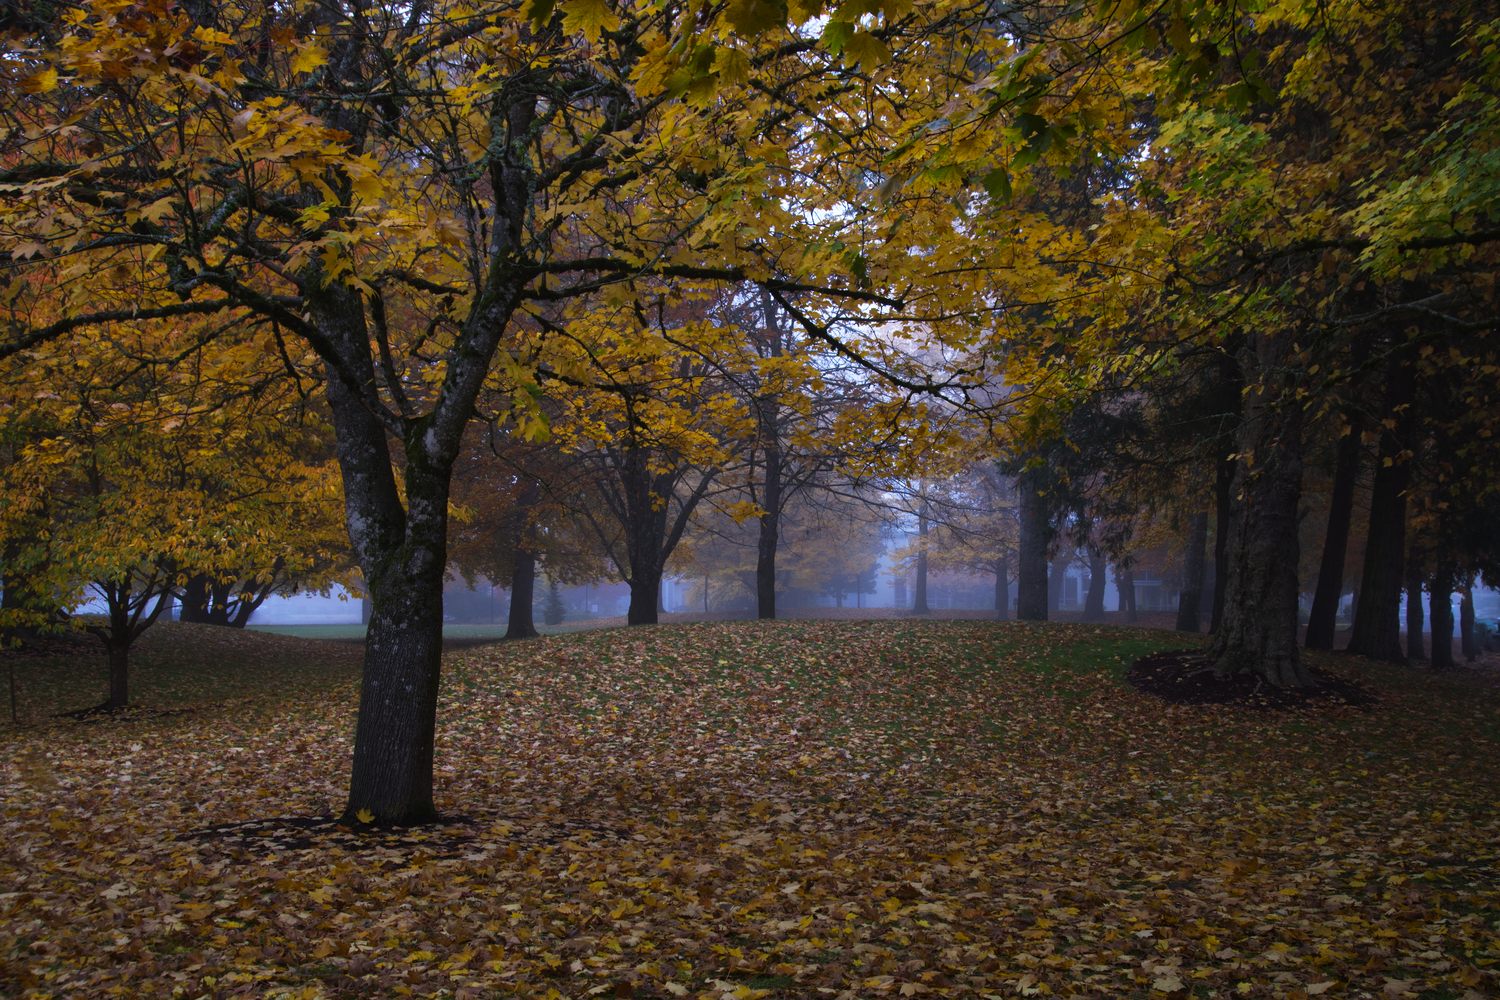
(560, 0, 618, 43)
(843, 29, 890, 70)
(713, 47, 751, 86)
(141, 197, 176, 224)
(351, 171, 385, 204)
(290, 43, 329, 74)
(726, 0, 787, 34)
(356, 808, 374, 823)
(23, 68, 58, 94)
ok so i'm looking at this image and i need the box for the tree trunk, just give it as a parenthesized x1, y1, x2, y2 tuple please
(106, 643, 129, 710)
(755, 289, 785, 622)
(1460, 588, 1476, 662)
(1405, 571, 1425, 661)
(1176, 511, 1209, 632)
(912, 507, 931, 614)
(316, 282, 466, 827)
(994, 556, 1009, 620)
(1346, 364, 1415, 662)
(756, 446, 781, 620)
(1430, 569, 1454, 669)
(505, 546, 539, 640)
(1207, 335, 1310, 686)
(1208, 347, 1243, 635)
(84, 576, 173, 711)
(1210, 449, 1234, 633)
(1116, 565, 1137, 622)
(1017, 474, 1049, 621)
(1305, 426, 1362, 649)
(181, 573, 212, 623)
(345, 585, 444, 826)
(1083, 549, 1106, 621)
(602, 441, 714, 628)
(628, 565, 666, 624)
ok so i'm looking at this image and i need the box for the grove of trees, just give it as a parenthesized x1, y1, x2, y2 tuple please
(1, 0, 1495, 823)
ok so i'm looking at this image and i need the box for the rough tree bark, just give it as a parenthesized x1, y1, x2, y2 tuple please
(1207, 335, 1311, 686)
(1305, 426, 1363, 649)
(1017, 472, 1050, 621)
(1405, 570, 1425, 661)
(1176, 511, 1209, 633)
(1346, 364, 1416, 662)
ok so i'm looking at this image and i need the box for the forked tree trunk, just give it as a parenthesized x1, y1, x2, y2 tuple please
(994, 556, 1009, 620)
(1430, 569, 1455, 670)
(84, 579, 173, 712)
(1083, 549, 1106, 621)
(1347, 364, 1415, 662)
(1305, 426, 1362, 649)
(1017, 474, 1049, 621)
(1208, 336, 1310, 686)
(1405, 571, 1425, 661)
(602, 441, 713, 627)
(1176, 511, 1209, 633)
(505, 546, 539, 640)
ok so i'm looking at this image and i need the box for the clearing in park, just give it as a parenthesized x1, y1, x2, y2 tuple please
(1, 618, 1497, 1000)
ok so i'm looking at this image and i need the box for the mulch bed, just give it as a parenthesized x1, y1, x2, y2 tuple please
(1127, 649, 1377, 710)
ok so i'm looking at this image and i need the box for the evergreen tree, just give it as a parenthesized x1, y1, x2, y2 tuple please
(542, 583, 567, 627)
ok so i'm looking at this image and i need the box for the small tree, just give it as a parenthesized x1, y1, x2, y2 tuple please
(542, 582, 567, 627)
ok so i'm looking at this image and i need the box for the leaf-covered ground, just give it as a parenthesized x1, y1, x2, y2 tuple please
(2, 620, 1498, 1000)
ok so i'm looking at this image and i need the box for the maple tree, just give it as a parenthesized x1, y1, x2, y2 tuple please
(2, 0, 1042, 820)
(0, 315, 344, 707)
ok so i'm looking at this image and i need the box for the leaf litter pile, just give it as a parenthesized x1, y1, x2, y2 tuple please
(2, 620, 1497, 1000)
